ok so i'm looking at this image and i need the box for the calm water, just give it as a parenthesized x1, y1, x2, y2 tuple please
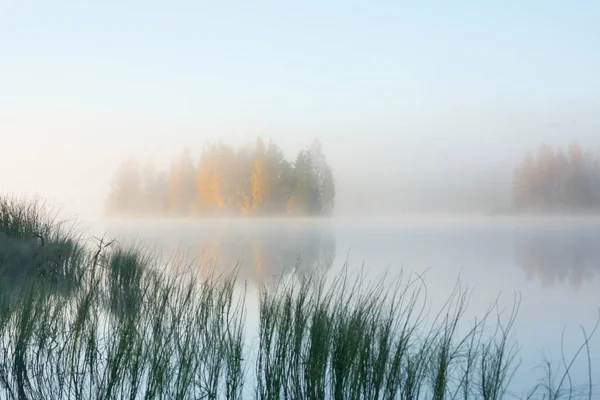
(91, 216, 600, 397)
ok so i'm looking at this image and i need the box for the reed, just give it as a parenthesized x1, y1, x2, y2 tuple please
(0, 195, 596, 399)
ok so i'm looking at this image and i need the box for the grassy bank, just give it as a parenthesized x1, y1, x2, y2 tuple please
(0, 196, 596, 399)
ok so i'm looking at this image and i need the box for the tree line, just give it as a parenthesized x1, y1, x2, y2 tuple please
(106, 138, 336, 217)
(513, 142, 600, 212)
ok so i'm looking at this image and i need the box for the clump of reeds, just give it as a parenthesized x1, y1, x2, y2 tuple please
(0, 196, 85, 299)
(254, 268, 527, 400)
(0, 195, 597, 399)
(254, 264, 600, 400)
(0, 195, 247, 399)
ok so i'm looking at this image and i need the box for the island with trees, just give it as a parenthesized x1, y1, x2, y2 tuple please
(106, 138, 336, 217)
(490, 142, 600, 215)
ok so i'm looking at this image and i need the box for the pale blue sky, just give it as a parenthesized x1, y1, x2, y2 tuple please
(1, 1, 600, 216)
(3, 2, 599, 113)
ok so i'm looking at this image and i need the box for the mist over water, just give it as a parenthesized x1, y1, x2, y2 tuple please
(89, 215, 600, 396)
(3, 2, 600, 397)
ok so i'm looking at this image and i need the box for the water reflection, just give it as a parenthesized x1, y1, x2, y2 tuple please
(192, 227, 336, 283)
(103, 219, 600, 290)
(106, 221, 337, 284)
(513, 224, 600, 289)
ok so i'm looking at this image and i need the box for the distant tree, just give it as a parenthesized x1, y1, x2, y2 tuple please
(565, 142, 592, 209)
(534, 143, 556, 209)
(232, 147, 253, 215)
(215, 143, 239, 212)
(290, 149, 321, 215)
(197, 144, 227, 213)
(106, 137, 336, 217)
(250, 138, 269, 214)
(552, 149, 570, 207)
(265, 140, 294, 214)
(310, 139, 336, 215)
(513, 142, 600, 212)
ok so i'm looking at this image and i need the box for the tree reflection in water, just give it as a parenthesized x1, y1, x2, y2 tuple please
(105, 221, 337, 286)
(194, 226, 337, 285)
(514, 224, 600, 289)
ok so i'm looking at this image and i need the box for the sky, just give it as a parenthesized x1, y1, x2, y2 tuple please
(1, 1, 600, 218)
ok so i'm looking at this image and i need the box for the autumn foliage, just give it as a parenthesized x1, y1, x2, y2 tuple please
(106, 138, 335, 217)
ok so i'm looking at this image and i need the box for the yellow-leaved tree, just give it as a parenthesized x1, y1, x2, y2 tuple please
(250, 138, 269, 214)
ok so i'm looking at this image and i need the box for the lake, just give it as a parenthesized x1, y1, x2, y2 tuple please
(90, 216, 600, 398)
